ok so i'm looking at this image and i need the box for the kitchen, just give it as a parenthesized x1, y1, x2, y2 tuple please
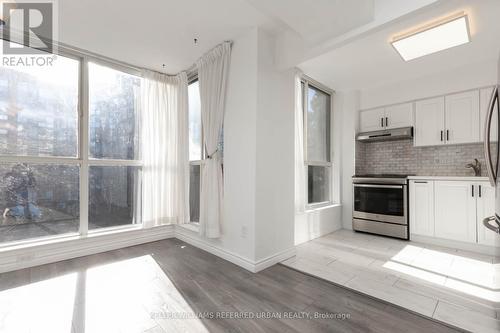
(284, 1, 500, 332)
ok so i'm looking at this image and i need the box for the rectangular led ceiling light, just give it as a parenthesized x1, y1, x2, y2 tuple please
(391, 12, 470, 61)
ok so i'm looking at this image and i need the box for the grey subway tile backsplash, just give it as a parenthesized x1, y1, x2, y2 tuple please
(355, 140, 497, 177)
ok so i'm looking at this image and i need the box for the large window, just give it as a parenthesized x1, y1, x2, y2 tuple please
(89, 63, 140, 160)
(0, 48, 142, 245)
(0, 56, 79, 157)
(88, 63, 142, 230)
(302, 79, 333, 206)
(0, 54, 80, 243)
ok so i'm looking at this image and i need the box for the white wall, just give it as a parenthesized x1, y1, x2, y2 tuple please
(254, 29, 295, 260)
(295, 206, 342, 245)
(360, 60, 497, 109)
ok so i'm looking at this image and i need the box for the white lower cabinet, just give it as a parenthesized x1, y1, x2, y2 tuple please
(410, 179, 497, 247)
(476, 182, 499, 247)
(409, 180, 434, 236)
(434, 181, 476, 243)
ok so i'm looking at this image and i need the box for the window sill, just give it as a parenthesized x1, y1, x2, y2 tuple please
(305, 203, 341, 213)
(178, 222, 200, 232)
(0, 223, 157, 253)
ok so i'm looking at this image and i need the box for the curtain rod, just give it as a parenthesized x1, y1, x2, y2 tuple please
(186, 40, 233, 79)
(1, 32, 232, 78)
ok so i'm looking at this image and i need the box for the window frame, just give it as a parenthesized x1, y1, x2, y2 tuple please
(0, 42, 144, 248)
(187, 75, 204, 224)
(301, 77, 334, 209)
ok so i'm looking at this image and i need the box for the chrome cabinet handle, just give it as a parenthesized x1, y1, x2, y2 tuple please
(440, 130, 443, 141)
(381, 118, 384, 127)
(484, 86, 498, 187)
(483, 216, 500, 234)
(385, 117, 388, 127)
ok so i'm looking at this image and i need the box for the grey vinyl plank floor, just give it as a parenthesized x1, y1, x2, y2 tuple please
(0, 238, 461, 333)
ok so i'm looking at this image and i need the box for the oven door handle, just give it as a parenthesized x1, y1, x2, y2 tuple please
(353, 184, 403, 189)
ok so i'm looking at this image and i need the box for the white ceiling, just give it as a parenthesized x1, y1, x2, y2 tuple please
(57, 0, 272, 74)
(245, 0, 375, 45)
(56, 0, 390, 74)
(299, 0, 500, 91)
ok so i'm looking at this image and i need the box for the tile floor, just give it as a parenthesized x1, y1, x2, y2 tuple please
(281, 229, 500, 333)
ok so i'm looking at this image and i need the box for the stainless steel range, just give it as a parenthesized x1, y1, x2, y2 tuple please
(352, 174, 410, 240)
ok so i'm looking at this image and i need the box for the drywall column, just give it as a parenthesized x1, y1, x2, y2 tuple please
(340, 90, 360, 229)
(254, 28, 295, 263)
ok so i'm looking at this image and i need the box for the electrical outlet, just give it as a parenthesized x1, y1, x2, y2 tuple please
(241, 226, 248, 239)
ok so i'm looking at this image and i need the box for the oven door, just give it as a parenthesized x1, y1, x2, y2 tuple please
(353, 184, 407, 224)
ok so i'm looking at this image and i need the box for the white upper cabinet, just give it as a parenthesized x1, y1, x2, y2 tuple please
(434, 181, 477, 243)
(415, 91, 480, 147)
(359, 103, 414, 132)
(415, 97, 445, 147)
(445, 90, 480, 144)
(476, 182, 500, 247)
(359, 108, 385, 132)
(384, 103, 413, 129)
(409, 180, 434, 237)
(480, 87, 498, 142)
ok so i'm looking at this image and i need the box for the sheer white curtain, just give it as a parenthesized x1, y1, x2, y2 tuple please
(196, 42, 231, 238)
(141, 70, 189, 227)
(294, 70, 306, 213)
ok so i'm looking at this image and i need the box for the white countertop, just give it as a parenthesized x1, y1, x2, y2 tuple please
(408, 176, 490, 182)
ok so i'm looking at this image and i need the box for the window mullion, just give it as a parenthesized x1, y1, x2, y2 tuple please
(79, 57, 90, 236)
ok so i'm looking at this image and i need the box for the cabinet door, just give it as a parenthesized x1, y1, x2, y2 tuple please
(409, 180, 434, 236)
(445, 90, 480, 144)
(415, 97, 445, 147)
(479, 87, 498, 142)
(434, 181, 477, 243)
(476, 182, 500, 247)
(385, 103, 413, 129)
(359, 108, 385, 132)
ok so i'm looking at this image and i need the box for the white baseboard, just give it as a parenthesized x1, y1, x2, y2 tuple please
(175, 226, 296, 273)
(254, 247, 296, 272)
(0, 223, 295, 274)
(175, 226, 256, 271)
(411, 234, 500, 256)
(0, 225, 175, 273)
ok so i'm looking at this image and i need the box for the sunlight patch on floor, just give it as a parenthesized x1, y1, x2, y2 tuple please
(0, 273, 77, 333)
(385, 244, 500, 303)
(0, 255, 209, 333)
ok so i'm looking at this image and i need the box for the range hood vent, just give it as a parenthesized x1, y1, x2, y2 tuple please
(356, 127, 413, 142)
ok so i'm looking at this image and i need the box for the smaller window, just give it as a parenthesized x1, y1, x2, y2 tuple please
(188, 79, 202, 222)
(188, 80, 202, 161)
(303, 80, 333, 206)
(189, 164, 201, 222)
(308, 165, 330, 204)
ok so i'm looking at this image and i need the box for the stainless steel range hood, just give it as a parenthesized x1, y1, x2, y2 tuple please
(356, 127, 413, 142)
